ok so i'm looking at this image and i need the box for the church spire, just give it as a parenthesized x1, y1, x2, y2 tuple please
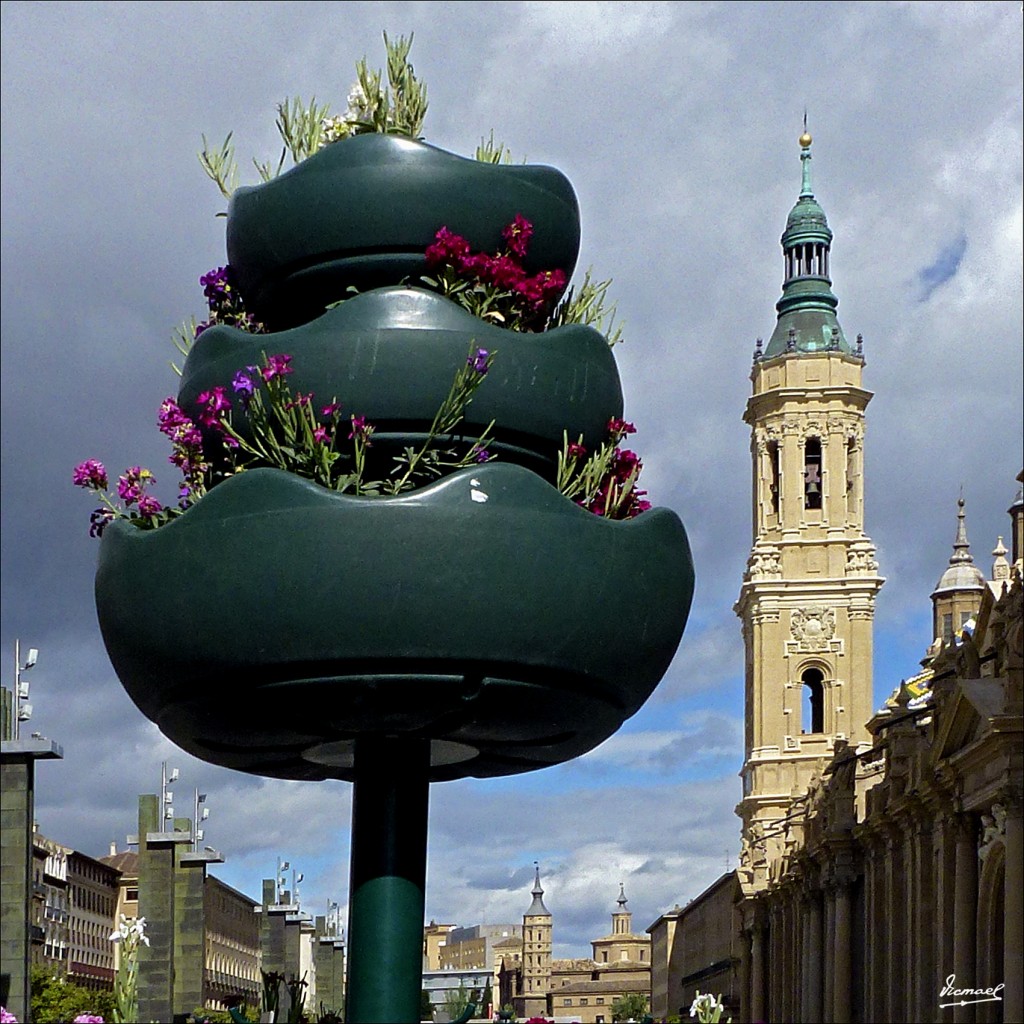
(763, 127, 854, 359)
(526, 862, 550, 916)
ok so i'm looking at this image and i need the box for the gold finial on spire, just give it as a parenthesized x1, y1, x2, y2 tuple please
(800, 109, 812, 148)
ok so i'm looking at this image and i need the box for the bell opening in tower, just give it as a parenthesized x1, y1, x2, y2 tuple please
(769, 440, 781, 516)
(801, 668, 825, 734)
(804, 437, 823, 510)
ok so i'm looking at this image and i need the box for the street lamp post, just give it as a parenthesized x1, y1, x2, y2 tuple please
(13, 640, 38, 740)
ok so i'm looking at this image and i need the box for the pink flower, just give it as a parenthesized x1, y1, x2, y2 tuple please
(567, 442, 587, 459)
(606, 418, 636, 439)
(348, 414, 374, 443)
(116, 467, 155, 506)
(313, 426, 330, 443)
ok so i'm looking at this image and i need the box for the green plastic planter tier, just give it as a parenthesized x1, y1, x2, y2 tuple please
(178, 286, 623, 475)
(95, 464, 693, 782)
(95, 130, 696, 783)
(226, 133, 581, 330)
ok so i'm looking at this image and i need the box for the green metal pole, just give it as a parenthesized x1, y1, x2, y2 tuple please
(346, 735, 430, 1023)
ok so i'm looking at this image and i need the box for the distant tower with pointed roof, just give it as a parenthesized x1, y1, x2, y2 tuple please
(591, 884, 651, 965)
(736, 130, 885, 879)
(517, 863, 552, 1015)
(931, 497, 986, 644)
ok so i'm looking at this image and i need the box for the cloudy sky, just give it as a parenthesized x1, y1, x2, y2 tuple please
(1, 1, 1021, 958)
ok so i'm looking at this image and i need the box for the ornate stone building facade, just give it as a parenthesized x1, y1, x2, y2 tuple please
(734, 131, 883, 878)
(729, 135, 1023, 1024)
(651, 134, 1023, 1024)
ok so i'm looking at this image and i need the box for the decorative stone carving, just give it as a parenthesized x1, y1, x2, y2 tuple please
(789, 606, 837, 651)
(747, 546, 782, 580)
(846, 542, 879, 574)
(978, 803, 1006, 862)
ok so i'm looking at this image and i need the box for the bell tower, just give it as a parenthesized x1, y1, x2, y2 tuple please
(735, 130, 884, 871)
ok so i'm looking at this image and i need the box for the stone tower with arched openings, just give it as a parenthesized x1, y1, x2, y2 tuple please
(734, 131, 885, 879)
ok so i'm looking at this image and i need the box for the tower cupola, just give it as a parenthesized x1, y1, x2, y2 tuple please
(764, 130, 853, 358)
(931, 497, 985, 645)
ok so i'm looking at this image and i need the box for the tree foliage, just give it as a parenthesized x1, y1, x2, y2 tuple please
(30, 965, 114, 1024)
(611, 990, 649, 1022)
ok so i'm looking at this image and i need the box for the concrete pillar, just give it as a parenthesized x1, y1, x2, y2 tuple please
(934, 814, 958, 1011)
(0, 735, 61, 1024)
(1004, 801, 1023, 1024)
(912, 812, 936, 1023)
(738, 926, 751, 1024)
(953, 814, 978, 1024)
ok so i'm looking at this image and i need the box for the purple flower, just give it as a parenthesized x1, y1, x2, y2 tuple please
(474, 448, 491, 463)
(261, 353, 293, 381)
(321, 401, 342, 418)
(137, 495, 163, 517)
(73, 459, 108, 490)
(199, 266, 231, 303)
(117, 466, 154, 506)
(231, 366, 260, 398)
(468, 348, 490, 375)
(313, 426, 330, 444)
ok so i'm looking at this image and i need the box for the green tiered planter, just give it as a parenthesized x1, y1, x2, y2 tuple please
(96, 131, 695, 1024)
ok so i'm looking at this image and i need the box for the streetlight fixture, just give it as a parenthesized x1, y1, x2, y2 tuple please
(13, 640, 39, 740)
(276, 857, 290, 903)
(160, 761, 180, 825)
(193, 789, 209, 850)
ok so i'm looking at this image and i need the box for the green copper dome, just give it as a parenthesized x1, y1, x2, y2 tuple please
(762, 132, 853, 359)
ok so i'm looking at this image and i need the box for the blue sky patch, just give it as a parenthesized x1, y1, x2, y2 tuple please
(919, 233, 967, 300)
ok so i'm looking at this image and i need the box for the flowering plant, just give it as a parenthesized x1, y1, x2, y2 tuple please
(557, 418, 651, 519)
(199, 33, 427, 199)
(109, 915, 149, 1024)
(689, 991, 730, 1023)
(75, 336, 494, 535)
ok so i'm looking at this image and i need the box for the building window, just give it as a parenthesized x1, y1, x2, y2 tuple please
(942, 613, 954, 643)
(602, 951, 608, 962)
(801, 668, 825, 734)
(804, 437, 822, 510)
(580, 998, 589, 1006)
(596, 998, 604, 1005)
(563, 998, 572, 1006)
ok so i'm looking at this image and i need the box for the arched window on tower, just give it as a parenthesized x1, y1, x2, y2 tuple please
(768, 440, 780, 516)
(804, 437, 822, 510)
(801, 668, 825, 734)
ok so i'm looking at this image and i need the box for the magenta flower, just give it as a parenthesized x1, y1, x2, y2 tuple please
(348, 414, 373, 443)
(321, 401, 342, 418)
(425, 226, 471, 267)
(284, 391, 313, 410)
(468, 348, 490, 375)
(502, 214, 534, 259)
(196, 386, 231, 427)
(313, 426, 330, 443)
(137, 495, 163, 517)
(567, 442, 587, 460)
(261, 353, 293, 381)
(73, 459, 108, 490)
(116, 467, 154, 506)
(607, 417, 636, 438)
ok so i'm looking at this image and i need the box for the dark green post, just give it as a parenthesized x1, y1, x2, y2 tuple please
(346, 736, 429, 1023)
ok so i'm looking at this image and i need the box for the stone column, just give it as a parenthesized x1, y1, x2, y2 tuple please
(934, 814, 958, 1012)
(806, 892, 823, 1024)
(911, 809, 936, 1023)
(750, 916, 765, 1024)
(1003, 799, 1023, 1024)
(833, 881, 852, 1024)
(885, 825, 906, 1024)
(953, 814, 978, 1024)
(823, 886, 835, 1020)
